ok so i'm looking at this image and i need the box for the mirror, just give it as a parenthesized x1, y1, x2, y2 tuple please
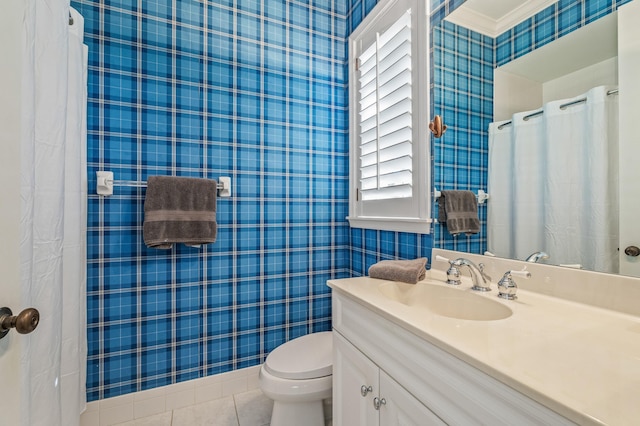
(431, 1, 640, 277)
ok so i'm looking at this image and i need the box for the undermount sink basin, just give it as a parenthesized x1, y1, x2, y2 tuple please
(378, 281, 513, 321)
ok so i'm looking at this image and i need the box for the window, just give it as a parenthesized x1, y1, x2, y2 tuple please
(347, 0, 431, 233)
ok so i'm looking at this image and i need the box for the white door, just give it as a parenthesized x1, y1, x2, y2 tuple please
(378, 371, 445, 426)
(618, 0, 640, 277)
(333, 332, 380, 426)
(0, 0, 27, 423)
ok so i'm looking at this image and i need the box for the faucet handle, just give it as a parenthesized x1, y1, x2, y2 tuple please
(435, 255, 462, 285)
(446, 264, 461, 286)
(497, 270, 531, 300)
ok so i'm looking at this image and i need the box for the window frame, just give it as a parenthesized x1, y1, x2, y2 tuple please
(347, 0, 432, 233)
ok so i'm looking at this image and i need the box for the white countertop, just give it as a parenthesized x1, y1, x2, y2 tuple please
(328, 271, 640, 425)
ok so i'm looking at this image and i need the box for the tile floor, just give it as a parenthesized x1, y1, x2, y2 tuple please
(113, 389, 272, 426)
(114, 389, 332, 426)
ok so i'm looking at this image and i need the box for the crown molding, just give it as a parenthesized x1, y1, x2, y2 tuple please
(444, 0, 557, 38)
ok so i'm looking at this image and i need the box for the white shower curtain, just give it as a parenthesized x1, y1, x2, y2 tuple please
(62, 7, 88, 425)
(488, 86, 619, 273)
(487, 120, 513, 257)
(21, 2, 87, 425)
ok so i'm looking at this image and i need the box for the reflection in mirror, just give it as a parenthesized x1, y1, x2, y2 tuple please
(434, 2, 639, 277)
(488, 84, 619, 274)
(490, 14, 619, 274)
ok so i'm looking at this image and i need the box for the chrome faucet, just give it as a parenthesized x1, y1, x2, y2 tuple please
(525, 251, 549, 263)
(497, 269, 531, 300)
(449, 258, 492, 292)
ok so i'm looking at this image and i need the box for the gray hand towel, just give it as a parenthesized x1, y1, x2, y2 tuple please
(438, 190, 480, 235)
(368, 258, 427, 284)
(143, 176, 217, 249)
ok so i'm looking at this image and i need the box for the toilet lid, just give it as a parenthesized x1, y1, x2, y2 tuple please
(264, 331, 333, 380)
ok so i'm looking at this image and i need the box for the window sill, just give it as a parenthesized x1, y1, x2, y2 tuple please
(346, 216, 433, 233)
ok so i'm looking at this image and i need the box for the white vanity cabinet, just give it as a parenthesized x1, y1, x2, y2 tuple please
(333, 330, 379, 426)
(333, 331, 444, 426)
(330, 288, 576, 426)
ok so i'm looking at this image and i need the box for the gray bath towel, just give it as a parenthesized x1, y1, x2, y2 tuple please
(143, 176, 217, 249)
(438, 190, 480, 235)
(368, 258, 427, 284)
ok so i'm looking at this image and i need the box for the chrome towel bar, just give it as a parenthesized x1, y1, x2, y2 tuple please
(96, 171, 231, 197)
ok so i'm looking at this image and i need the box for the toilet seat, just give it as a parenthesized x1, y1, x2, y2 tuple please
(264, 331, 332, 380)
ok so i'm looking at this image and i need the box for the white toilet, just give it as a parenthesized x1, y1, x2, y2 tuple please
(259, 331, 333, 426)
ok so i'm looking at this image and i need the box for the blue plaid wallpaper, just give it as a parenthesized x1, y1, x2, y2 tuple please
(73, 0, 631, 403)
(346, 0, 458, 275)
(431, 0, 631, 254)
(74, 0, 351, 401)
(348, 0, 476, 274)
(496, 0, 632, 66)
(431, 19, 493, 254)
(348, 0, 492, 275)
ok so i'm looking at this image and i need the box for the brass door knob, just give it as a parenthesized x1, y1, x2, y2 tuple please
(0, 307, 40, 340)
(624, 246, 640, 257)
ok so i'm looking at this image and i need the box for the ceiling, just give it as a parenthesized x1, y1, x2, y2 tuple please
(444, 0, 558, 37)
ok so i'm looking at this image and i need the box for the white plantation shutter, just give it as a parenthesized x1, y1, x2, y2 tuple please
(348, 0, 430, 233)
(358, 10, 413, 201)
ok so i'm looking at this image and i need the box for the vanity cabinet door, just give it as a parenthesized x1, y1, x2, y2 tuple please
(333, 331, 380, 426)
(334, 331, 445, 426)
(378, 370, 445, 426)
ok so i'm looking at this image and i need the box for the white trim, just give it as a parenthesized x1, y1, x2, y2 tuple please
(444, 6, 499, 37)
(346, 216, 433, 233)
(445, 0, 557, 38)
(348, 0, 431, 233)
(79, 366, 262, 426)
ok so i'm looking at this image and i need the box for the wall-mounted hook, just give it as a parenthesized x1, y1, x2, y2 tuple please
(429, 115, 447, 138)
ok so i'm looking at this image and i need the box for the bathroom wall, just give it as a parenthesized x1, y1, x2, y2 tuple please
(347, 0, 472, 275)
(432, 0, 632, 255)
(348, 0, 492, 270)
(495, 0, 631, 67)
(73, 0, 474, 401)
(431, 17, 493, 255)
(73, 0, 350, 401)
(74, 0, 471, 401)
(351, 0, 634, 262)
(75, 0, 631, 403)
